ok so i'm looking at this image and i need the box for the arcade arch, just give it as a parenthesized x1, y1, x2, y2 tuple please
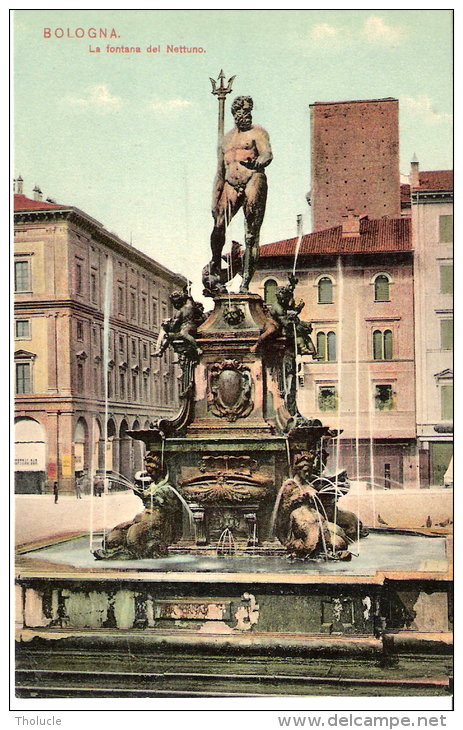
(104, 418, 117, 473)
(15, 417, 46, 494)
(73, 417, 88, 476)
(119, 418, 131, 480)
(132, 418, 145, 473)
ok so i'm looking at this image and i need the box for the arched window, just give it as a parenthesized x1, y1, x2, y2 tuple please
(374, 274, 390, 302)
(373, 329, 393, 360)
(327, 331, 337, 361)
(316, 331, 336, 361)
(264, 279, 278, 307)
(317, 332, 325, 360)
(373, 330, 382, 360)
(318, 277, 333, 304)
(384, 329, 393, 360)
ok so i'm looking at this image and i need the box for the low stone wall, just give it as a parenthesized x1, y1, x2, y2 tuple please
(340, 486, 453, 529)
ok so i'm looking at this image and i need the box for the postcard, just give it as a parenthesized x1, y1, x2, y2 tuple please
(12, 8, 454, 722)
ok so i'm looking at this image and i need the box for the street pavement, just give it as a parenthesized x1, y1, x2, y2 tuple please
(15, 490, 141, 546)
(14, 487, 453, 547)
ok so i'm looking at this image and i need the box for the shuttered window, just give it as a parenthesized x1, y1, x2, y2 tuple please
(440, 320, 453, 350)
(440, 265, 453, 294)
(318, 277, 333, 304)
(441, 385, 453, 420)
(439, 215, 453, 243)
(264, 279, 278, 307)
(374, 275, 390, 301)
(16, 363, 31, 394)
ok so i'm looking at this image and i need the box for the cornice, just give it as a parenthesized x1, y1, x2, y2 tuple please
(411, 190, 453, 204)
(13, 299, 160, 337)
(14, 206, 186, 286)
(258, 249, 413, 271)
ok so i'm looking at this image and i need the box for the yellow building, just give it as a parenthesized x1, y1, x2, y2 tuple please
(14, 180, 186, 494)
(409, 166, 453, 486)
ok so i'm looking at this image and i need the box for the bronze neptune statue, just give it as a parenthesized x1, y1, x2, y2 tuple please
(206, 94, 273, 295)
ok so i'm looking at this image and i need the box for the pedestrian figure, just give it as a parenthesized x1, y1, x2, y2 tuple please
(94, 476, 104, 497)
(53, 481, 59, 504)
(75, 475, 82, 499)
(81, 468, 90, 496)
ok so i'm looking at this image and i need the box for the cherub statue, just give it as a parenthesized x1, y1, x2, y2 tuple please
(273, 274, 318, 356)
(252, 274, 318, 356)
(93, 452, 182, 560)
(153, 287, 206, 361)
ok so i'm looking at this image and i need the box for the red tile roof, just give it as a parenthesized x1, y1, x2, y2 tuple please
(417, 170, 453, 191)
(14, 193, 67, 211)
(260, 217, 411, 258)
(400, 170, 452, 207)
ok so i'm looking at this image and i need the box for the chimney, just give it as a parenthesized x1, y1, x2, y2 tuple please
(33, 185, 43, 201)
(341, 209, 361, 238)
(410, 154, 419, 188)
(296, 214, 303, 238)
(14, 175, 24, 194)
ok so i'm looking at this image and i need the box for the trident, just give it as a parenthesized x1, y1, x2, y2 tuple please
(210, 69, 235, 151)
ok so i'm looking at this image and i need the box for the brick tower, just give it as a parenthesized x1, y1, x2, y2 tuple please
(310, 98, 400, 231)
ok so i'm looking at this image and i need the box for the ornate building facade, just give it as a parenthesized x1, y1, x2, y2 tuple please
(14, 182, 187, 494)
(409, 167, 453, 487)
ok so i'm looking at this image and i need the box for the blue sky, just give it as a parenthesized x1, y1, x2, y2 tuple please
(14, 9, 453, 296)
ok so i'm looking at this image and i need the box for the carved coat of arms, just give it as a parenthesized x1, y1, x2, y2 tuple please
(207, 360, 254, 422)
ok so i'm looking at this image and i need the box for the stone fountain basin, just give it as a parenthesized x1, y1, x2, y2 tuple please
(16, 529, 452, 673)
(17, 529, 449, 577)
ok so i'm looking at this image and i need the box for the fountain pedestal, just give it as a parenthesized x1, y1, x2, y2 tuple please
(129, 292, 331, 554)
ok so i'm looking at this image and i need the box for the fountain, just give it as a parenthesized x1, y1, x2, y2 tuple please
(15, 73, 452, 698)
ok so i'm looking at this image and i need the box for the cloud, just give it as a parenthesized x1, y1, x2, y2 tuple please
(148, 98, 193, 115)
(309, 23, 341, 43)
(65, 84, 122, 111)
(401, 94, 452, 123)
(304, 15, 404, 50)
(361, 16, 405, 44)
